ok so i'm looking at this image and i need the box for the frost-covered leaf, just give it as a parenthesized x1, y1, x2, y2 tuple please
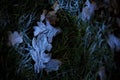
(46, 20, 61, 43)
(41, 52, 51, 63)
(32, 38, 39, 52)
(37, 34, 52, 51)
(8, 31, 23, 46)
(51, 1, 59, 13)
(45, 59, 61, 72)
(107, 34, 120, 51)
(30, 35, 52, 73)
(33, 21, 46, 36)
(40, 10, 47, 21)
(30, 49, 37, 62)
(81, 0, 96, 21)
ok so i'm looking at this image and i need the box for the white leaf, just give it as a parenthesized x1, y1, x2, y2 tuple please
(81, 0, 96, 21)
(45, 59, 61, 72)
(33, 22, 46, 36)
(52, 1, 60, 13)
(46, 20, 61, 43)
(40, 10, 46, 21)
(30, 49, 37, 62)
(107, 34, 120, 51)
(8, 31, 23, 46)
(41, 52, 51, 63)
(32, 38, 39, 52)
(37, 34, 52, 52)
(85, 0, 91, 7)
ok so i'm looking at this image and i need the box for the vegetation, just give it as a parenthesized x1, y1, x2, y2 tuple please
(0, 0, 119, 80)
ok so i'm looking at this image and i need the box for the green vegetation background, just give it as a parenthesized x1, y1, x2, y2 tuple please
(0, 0, 117, 80)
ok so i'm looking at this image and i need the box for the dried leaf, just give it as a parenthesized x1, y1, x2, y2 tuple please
(46, 1, 60, 25)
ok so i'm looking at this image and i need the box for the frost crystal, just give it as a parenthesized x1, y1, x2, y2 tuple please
(107, 34, 120, 51)
(8, 31, 23, 46)
(31, 12, 61, 73)
(81, 0, 96, 21)
(45, 59, 61, 72)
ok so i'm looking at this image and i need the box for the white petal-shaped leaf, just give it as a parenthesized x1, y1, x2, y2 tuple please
(52, 1, 60, 13)
(33, 21, 47, 36)
(41, 52, 51, 63)
(45, 59, 61, 72)
(107, 34, 120, 51)
(81, 0, 96, 21)
(33, 26, 41, 36)
(46, 43, 52, 52)
(32, 38, 39, 52)
(8, 31, 23, 46)
(46, 20, 61, 43)
(40, 10, 46, 21)
(85, 0, 91, 7)
(30, 49, 37, 62)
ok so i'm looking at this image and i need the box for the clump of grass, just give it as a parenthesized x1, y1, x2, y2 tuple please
(0, 0, 115, 80)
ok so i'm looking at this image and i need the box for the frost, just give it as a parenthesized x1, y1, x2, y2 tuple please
(33, 21, 47, 36)
(45, 59, 61, 73)
(81, 0, 96, 21)
(31, 11, 61, 73)
(107, 34, 120, 51)
(8, 31, 23, 46)
(30, 37, 51, 73)
(46, 20, 61, 43)
(51, 1, 60, 13)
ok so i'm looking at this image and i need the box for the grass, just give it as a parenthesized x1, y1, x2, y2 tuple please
(0, 0, 116, 80)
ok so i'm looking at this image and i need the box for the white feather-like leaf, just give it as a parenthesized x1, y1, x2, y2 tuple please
(8, 31, 23, 46)
(46, 20, 61, 43)
(45, 59, 61, 72)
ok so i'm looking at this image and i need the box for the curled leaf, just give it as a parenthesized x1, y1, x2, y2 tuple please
(81, 0, 96, 21)
(51, 1, 59, 13)
(8, 31, 23, 46)
(46, 20, 61, 43)
(107, 34, 120, 51)
(45, 59, 61, 73)
(40, 10, 47, 21)
(33, 21, 46, 36)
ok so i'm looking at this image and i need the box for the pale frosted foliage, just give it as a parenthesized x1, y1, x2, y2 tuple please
(81, 0, 96, 21)
(107, 34, 120, 51)
(40, 10, 47, 21)
(33, 22, 47, 36)
(31, 12, 61, 73)
(46, 20, 61, 43)
(45, 59, 61, 72)
(8, 31, 23, 46)
(52, 1, 60, 13)
(36, 34, 52, 52)
(30, 37, 51, 73)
